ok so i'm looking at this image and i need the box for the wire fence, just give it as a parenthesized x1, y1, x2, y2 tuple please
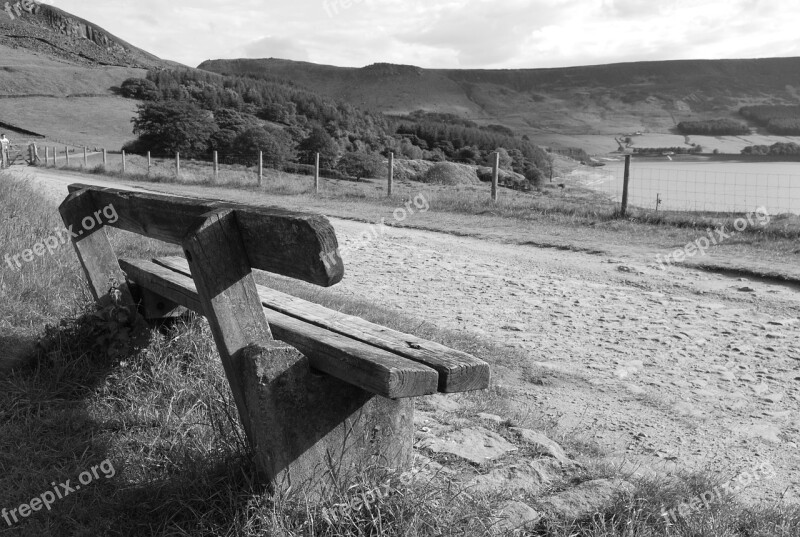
(569, 158, 800, 215)
(20, 143, 800, 216)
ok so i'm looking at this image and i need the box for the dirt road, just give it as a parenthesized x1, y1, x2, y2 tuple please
(18, 167, 800, 506)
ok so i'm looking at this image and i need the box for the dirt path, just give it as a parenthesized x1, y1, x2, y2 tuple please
(18, 167, 800, 506)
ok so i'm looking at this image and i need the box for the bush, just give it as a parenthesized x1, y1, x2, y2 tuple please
(336, 152, 386, 178)
(524, 165, 544, 189)
(120, 78, 160, 100)
(414, 162, 480, 185)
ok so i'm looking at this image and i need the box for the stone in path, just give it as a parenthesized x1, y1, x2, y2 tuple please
(417, 427, 517, 465)
(492, 501, 541, 535)
(538, 479, 634, 520)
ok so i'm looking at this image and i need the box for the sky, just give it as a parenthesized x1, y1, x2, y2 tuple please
(47, 0, 800, 70)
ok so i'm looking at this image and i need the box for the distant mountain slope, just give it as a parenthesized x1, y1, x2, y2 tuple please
(0, 2, 174, 147)
(198, 57, 800, 136)
(0, 2, 163, 68)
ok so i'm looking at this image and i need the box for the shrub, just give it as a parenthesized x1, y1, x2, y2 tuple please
(120, 78, 160, 100)
(414, 162, 480, 185)
(524, 165, 544, 189)
(337, 152, 386, 178)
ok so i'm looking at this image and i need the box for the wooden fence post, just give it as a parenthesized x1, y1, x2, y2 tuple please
(213, 151, 219, 183)
(147, 151, 151, 175)
(491, 151, 499, 202)
(102, 148, 107, 167)
(314, 152, 320, 194)
(258, 151, 263, 186)
(620, 154, 631, 217)
(176, 151, 180, 178)
(122, 150, 126, 173)
(388, 152, 394, 197)
(65, 146, 70, 166)
(45, 146, 49, 166)
(83, 146, 87, 167)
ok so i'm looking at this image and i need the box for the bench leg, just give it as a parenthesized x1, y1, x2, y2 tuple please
(183, 210, 413, 501)
(243, 344, 414, 500)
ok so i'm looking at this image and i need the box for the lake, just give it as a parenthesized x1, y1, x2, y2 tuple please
(578, 158, 800, 214)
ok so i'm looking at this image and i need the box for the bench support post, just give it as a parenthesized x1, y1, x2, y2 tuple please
(58, 189, 136, 311)
(183, 210, 413, 500)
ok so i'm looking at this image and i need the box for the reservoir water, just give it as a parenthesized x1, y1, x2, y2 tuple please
(582, 159, 800, 214)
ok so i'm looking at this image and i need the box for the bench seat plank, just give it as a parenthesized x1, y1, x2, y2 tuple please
(155, 256, 491, 393)
(119, 258, 439, 399)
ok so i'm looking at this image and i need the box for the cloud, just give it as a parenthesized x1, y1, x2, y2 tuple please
(238, 36, 310, 61)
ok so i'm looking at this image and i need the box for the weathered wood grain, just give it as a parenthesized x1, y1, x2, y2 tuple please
(119, 258, 439, 399)
(58, 189, 136, 310)
(65, 183, 343, 287)
(156, 256, 491, 393)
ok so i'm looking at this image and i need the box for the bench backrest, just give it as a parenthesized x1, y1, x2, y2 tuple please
(62, 183, 343, 287)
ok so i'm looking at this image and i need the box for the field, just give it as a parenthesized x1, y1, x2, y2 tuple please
(0, 96, 139, 150)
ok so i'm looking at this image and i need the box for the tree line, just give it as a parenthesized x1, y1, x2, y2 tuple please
(120, 69, 551, 182)
(676, 119, 749, 136)
(739, 105, 800, 135)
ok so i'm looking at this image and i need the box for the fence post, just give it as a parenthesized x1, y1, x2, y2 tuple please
(83, 146, 87, 167)
(620, 154, 631, 217)
(122, 150, 126, 173)
(388, 152, 394, 197)
(65, 146, 70, 166)
(45, 146, 49, 166)
(314, 152, 320, 194)
(147, 151, 151, 175)
(213, 151, 219, 183)
(102, 148, 107, 167)
(491, 151, 499, 202)
(258, 151, 263, 186)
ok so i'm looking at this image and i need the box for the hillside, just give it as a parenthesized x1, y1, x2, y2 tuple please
(0, 2, 176, 148)
(199, 57, 800, 150)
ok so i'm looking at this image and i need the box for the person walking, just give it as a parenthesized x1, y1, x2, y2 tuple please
(0, 134, 10, 169)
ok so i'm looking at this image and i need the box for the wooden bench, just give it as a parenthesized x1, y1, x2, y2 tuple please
(59, 184, 490, 500)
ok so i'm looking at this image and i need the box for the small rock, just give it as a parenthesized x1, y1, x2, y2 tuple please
(738, 286, 756, 292)
(478, 412, 505, 424)
(492, 501, 541, 535)
(510, 427, 573, 466)
(421, 394, 461, 413)
(763, 393, 784, 403)
(417, 427, 517, 465)
(538, 479, 634, 520)
(468, 459, 561, 494)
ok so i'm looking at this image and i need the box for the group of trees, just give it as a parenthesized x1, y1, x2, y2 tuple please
(739, 105, 800, 135)
(120, 69, 551, 184)
(632, 146, 703, 155)
(741, 142, 800, 155)
(676, 119, 749, 135)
